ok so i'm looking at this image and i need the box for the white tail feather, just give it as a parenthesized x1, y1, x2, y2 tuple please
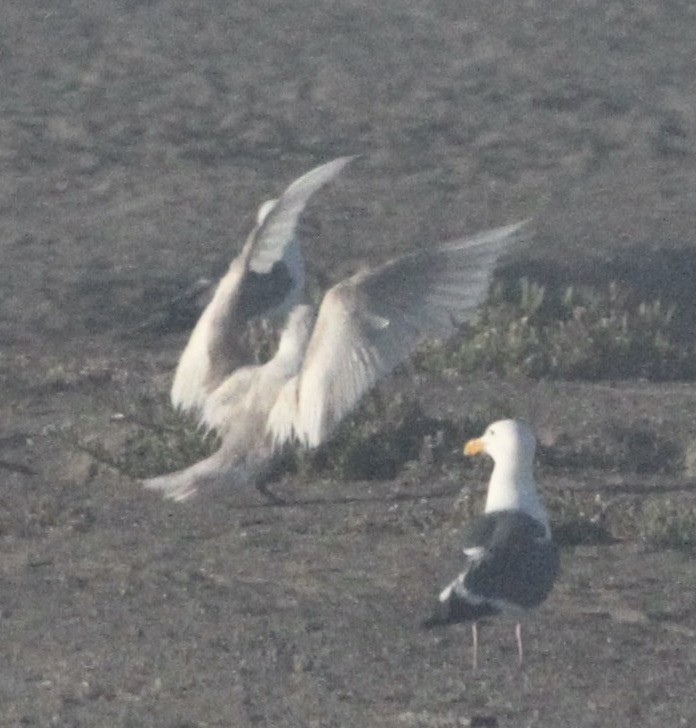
(143, 446, 267, 502)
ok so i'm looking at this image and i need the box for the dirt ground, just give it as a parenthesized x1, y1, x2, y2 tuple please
(2, 1, 696, 726)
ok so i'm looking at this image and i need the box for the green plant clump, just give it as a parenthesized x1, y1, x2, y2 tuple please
(636, 499, 696, 552)
(294, 393, 454, 481)
(419, 279, 696, 381)
(70, 404, 220, 480)
(117, 424, 219, 480)
(546, 489, 612, 547)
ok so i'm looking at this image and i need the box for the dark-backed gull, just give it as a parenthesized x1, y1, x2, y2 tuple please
(423, 419, 559, 668)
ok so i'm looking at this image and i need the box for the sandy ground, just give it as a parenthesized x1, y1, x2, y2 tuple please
(2, 1, 696, 726)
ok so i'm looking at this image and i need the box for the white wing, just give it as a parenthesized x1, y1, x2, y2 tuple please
(171, 157, 353, 414)
(249, 156, 355, 275)
(267, 222, 527, 448)
(200, 364, 260, 435)
(170, 259, 247, 414)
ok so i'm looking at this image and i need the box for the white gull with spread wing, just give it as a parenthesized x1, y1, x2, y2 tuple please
(145, 167, 527, 501)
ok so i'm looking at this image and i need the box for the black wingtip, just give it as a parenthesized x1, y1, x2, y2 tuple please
(421, 597, 497, 629)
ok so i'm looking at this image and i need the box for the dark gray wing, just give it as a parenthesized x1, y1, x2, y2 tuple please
(464, 511, 559, 609)
(458, 512, 499, 551)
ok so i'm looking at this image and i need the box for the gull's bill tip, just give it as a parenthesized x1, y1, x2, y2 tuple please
(463, 437, 485, 456)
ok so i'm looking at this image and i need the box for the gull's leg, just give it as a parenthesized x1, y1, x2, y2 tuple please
(515, 622, 524, 666)
(472, 622, 479, 670)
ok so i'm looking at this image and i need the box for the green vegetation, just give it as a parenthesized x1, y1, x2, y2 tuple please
(291, 393, 458, 481)
(69, 398, 219, 480)
(632, 499, 696, 552)
(419, 279, 696, 381)
(538, 427, 681, 475)
(70, 388, 696, 555)
(546, 489, 613, 547)
(544, 490, 696, 553)
(66, 280, 696, 556)
(103, 277, 695, 490)
(289, 393, 527, 482)
(114, 421, 219, 480)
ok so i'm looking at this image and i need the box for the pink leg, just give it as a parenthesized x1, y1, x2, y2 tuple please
(515, 622, 524, 666)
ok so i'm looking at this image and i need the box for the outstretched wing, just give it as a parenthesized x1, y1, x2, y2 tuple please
(171, 157, 353, 415)
(249, 157, 355, 274)
(267, 222, 527, 448)
(237, 156, 356, 320)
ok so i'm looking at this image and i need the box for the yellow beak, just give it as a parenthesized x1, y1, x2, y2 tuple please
(463, 437, 485, 456)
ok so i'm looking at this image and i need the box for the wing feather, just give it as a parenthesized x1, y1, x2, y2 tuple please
(462, 512, 559, 609)
(248, 156, 355, 275)
(268, 222, 527, 447)
(171, 157, 353, 413)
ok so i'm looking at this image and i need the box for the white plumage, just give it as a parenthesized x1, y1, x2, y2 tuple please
(170, 156, 354, 417)
(144, 160, 527, 501)
(475, 419, 551, 534)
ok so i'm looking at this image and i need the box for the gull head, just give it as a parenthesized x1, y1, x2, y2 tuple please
(464, 419, 536, 467)
(465, 419, 547, 525)
(256, 199, 277, 226)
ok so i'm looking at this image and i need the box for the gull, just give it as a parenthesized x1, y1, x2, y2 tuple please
(144, 215, 527, 501)
(422, 419, 559, 669)
(170, 156, 354, 418)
